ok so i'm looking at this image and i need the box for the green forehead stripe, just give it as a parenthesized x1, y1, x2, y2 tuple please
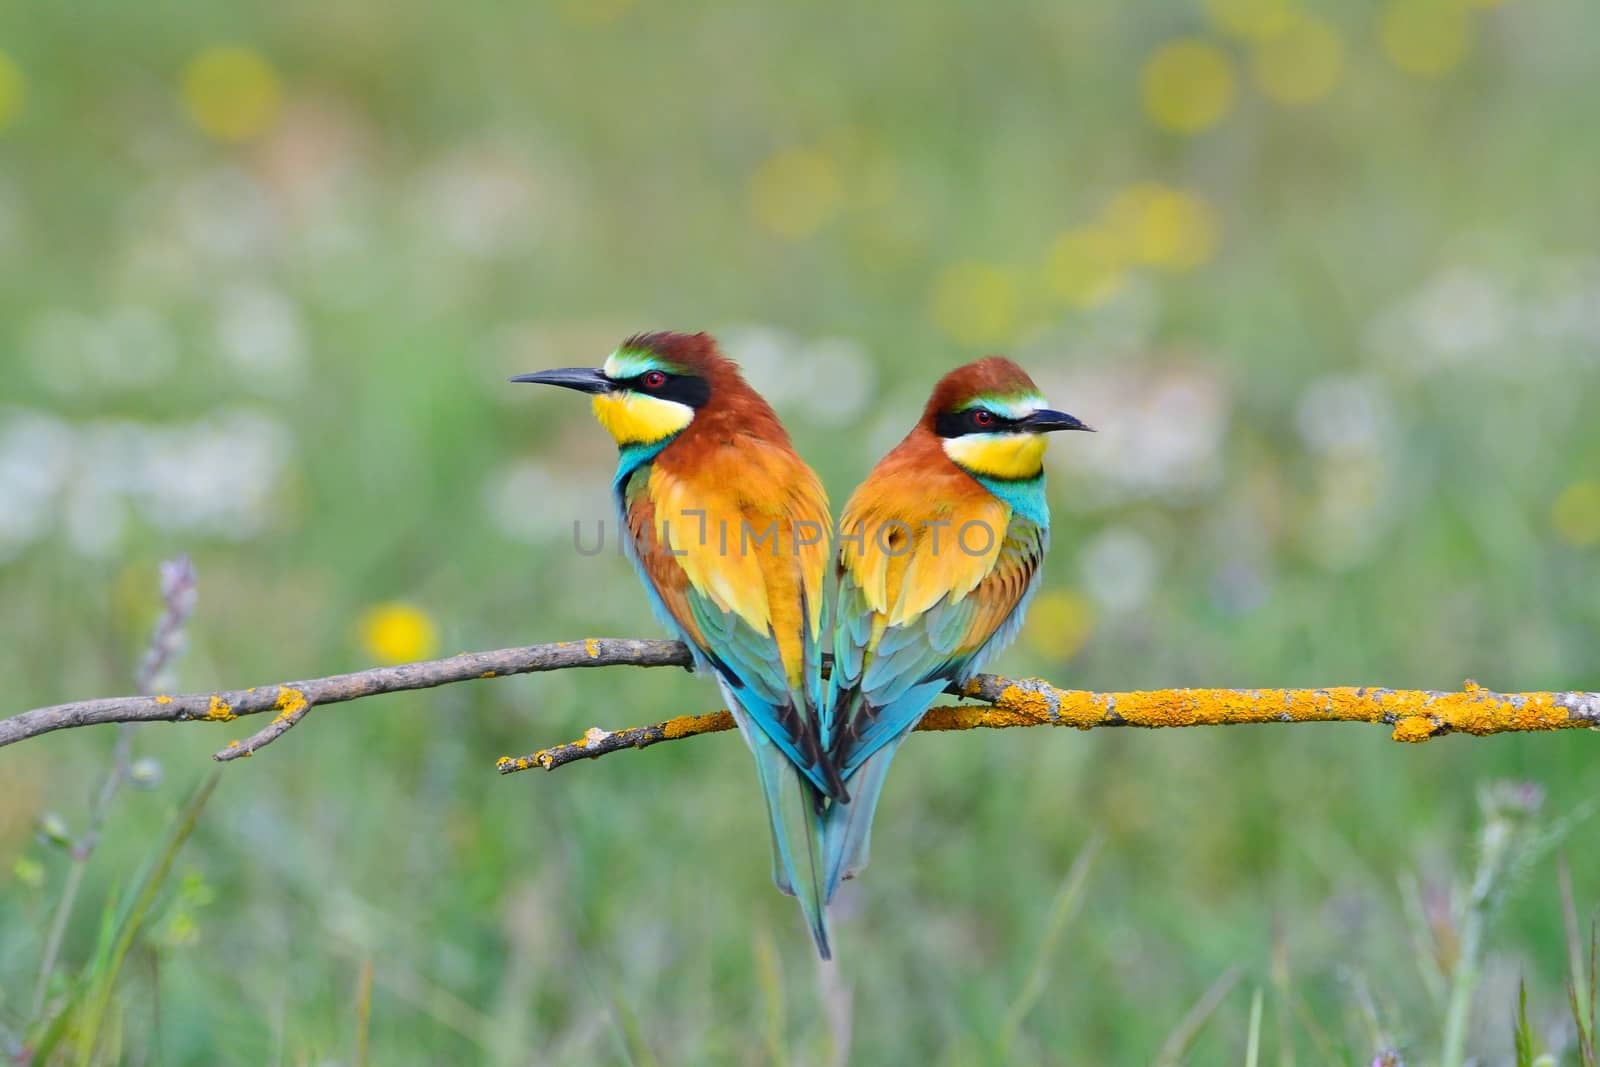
(960, 392, 1044, 417)
(606, 349, 683, 378)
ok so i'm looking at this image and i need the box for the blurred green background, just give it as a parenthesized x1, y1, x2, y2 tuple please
(2, 0, 1598, 1062)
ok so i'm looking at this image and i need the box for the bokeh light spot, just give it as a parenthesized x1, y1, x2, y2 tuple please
(1022, 589, 1095, 662)
(1107, 183, 1221, 272)
(929, 261, 1022, 347)
(1253, 15, 1346, 106)
(1551, 481, 1600, 547)
(0, 52, 24, 134)
(1141, 39, 1237, 134)
(181, 46, 284, 143)
(1045, 225, 1128, 308)
(1204, 0, 1297, 41)
(1379, 0, 1473, 78)
(748, 148, 841, 240)
(359, 602, 440, 664)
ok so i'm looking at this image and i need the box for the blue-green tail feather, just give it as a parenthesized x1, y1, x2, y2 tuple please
(731, 695, 832, 959)
(822, 744, 901, 903)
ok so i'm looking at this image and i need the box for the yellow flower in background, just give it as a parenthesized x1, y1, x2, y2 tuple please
(1022, 590, 1095, 662)
(1106, 183, 1221, 272)
(929, 261, 1022, 346)
(1204, 0, 1297, 41)
(1045, 225, 1129, 308)
(0, 51, 24, 134)
(1552, 481, 1600, 547)
(1253, 15, 1346, 106)
(359, 602, 440, 664)
(1141, 39, 1237, 134)
(1379, 0, 1473, 78)
(748, 148, 841, 240)
(181, 45, 283, 143)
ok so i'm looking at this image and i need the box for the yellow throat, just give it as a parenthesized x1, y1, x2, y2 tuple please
(591, 391, 694, 446)
(942, 432, 1048, 480)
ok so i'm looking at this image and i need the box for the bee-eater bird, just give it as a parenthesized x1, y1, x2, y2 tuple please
(511, 331, 844, 958)
(822, 356, 1091, 902)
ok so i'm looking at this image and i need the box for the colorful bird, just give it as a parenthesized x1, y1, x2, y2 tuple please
(512, 331, 844, 958)
(822, 357, 1091, 902)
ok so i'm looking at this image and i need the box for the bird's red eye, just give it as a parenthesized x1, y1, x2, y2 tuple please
(972, 410, 995, 427)
(642, 371, 667, 389)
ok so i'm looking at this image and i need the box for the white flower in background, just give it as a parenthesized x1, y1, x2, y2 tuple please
(0, 412, 73, 561)
(1411, 267, 1512, 358)
(1291, 376, 1399, 570)
(1079, 526, 1159, 615)
(412, 146, 538, 258)
(1294, 374, 1394, 457)
(1041, 364, 1230, 507)
(482, 458, 610, 545)
(1302, 451, 1392, 571)
(718, 325, 793, 403)
(715, 326, 876, 426)
(136, 412, 293, 536)
(789, 337, 875, 426)
(176, 165, 279, 264)
(24, 306, 177, 394)
(1528, 256, 1600, 351)
(216, 282, 308, 392)
(0, 409, 295, 559)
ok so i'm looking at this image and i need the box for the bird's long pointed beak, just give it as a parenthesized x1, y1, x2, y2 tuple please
(1023, 408, 1094, 433)
(508, 367, 612, 394)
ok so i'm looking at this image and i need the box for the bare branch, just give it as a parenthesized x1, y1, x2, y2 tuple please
(0, 639, 692, 751)
(3, 637, 1597, 777)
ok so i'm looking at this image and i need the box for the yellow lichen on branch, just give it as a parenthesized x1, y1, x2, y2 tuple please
(927, 681, 1585, 743)
(502, 678, 1600, 774)
(205, 695, 235, 722)
(3, 636, 1594, 775)
(272, 686, 308, 723)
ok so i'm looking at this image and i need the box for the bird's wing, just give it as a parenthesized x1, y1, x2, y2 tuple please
(828, 495, 1046, 777)
(619, 442, 837, 796)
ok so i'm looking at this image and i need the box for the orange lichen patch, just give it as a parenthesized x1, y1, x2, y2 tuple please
(584, 638, 601, 658)
(1391, 716, 1437, 743)
(155, 695, 173, 705)
(909, 685, 1582, 739)
(1053, 691, 1114, 729)
(272, 686, 308, 723)
(205, 695, 236, 722)
(661, 711, 736, 740)
(498, 755, 537, 772)
(479, 670, 497, 679)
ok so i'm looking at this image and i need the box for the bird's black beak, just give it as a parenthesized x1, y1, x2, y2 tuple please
(1022, 409, 1094, 433)
(508, 367, 612, 394)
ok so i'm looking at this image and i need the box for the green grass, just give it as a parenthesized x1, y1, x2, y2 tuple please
(2, 0, 1600, 1061)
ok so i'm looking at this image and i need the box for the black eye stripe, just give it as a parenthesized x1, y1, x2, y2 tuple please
(610, 371, 711, 409)
(933, 408, 1021, 438)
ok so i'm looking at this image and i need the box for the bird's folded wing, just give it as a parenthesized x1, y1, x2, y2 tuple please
(621, 446, 835, 790)
(829, 511, 1046, 774)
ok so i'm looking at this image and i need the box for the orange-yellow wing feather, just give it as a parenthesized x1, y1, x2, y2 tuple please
(621, 437, 835, 789)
